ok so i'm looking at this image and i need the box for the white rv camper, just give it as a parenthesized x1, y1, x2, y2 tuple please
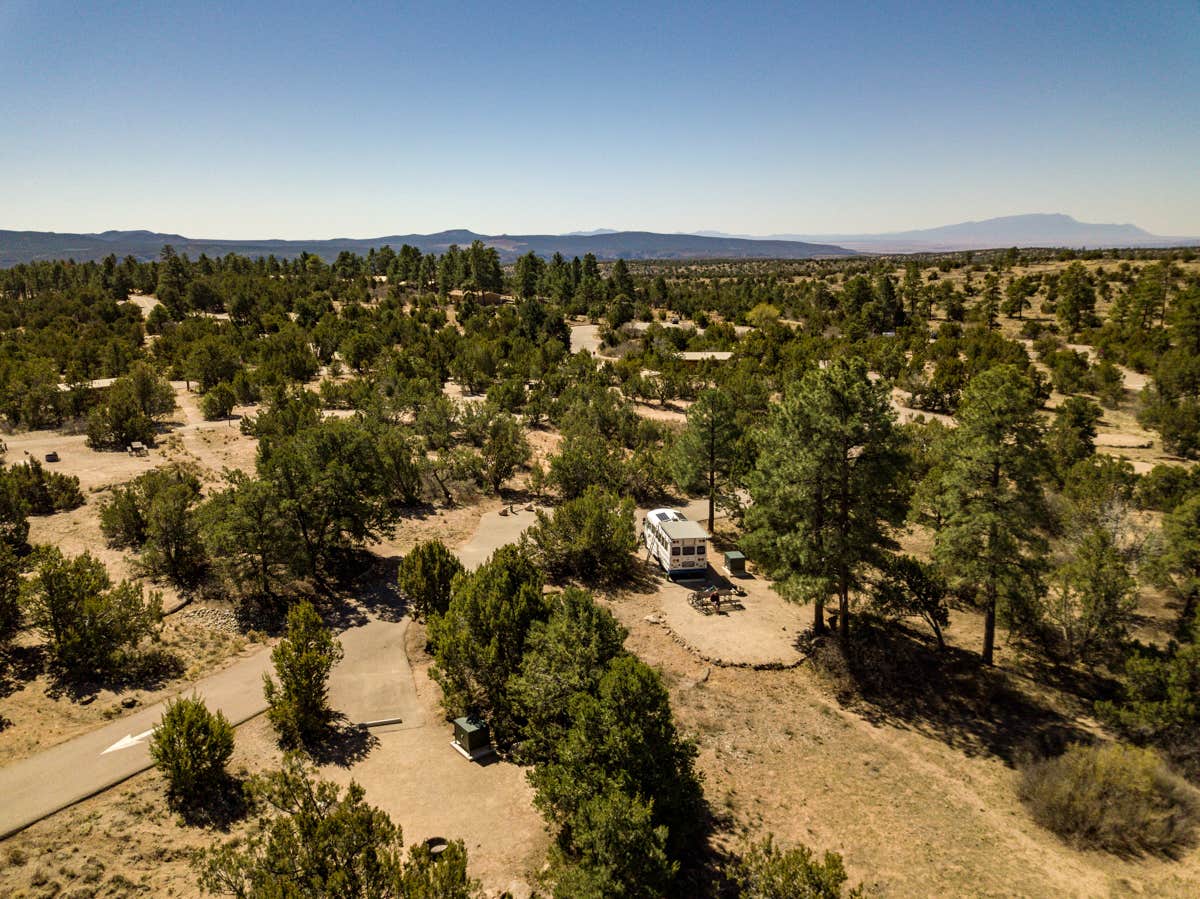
(643, 509, 709, 576)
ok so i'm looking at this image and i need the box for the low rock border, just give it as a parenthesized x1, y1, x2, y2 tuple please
(642, 613, 807, 671)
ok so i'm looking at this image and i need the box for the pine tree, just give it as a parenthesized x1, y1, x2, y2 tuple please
(924, 365, 1049, 664)
(743, 357, 906, 638)
(671, 388, 744, 533)
(263, 601, 343, 746)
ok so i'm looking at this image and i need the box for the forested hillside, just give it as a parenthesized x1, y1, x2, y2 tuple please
(3, 240, 1200, 896)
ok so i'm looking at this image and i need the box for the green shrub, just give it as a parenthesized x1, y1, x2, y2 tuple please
(85, 363, 176, 449)
(196, 754, 478, 898)
(99, 466, 206, 586)
(429, 545, 547, 742)
(1018, 742, 1199, 855)
(6, 459, 84, 513)
(1098, 643, 1200, 777)
(263, 601, 343, 746)
(21, 548, 163, 676)
(728, 835, 865, 898)
(0, 468, 30, 551)
(0, 542, 21, 641)
(548, 788, 675, 899)
(201, 382, 237, 421)
(521, 486, 637, 585)
(396, 538, 463, 620)
(150, 696, 235, 807)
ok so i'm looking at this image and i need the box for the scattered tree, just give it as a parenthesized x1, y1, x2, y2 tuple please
(197, 754, 478, 898)
(508, 587, 627, 765)
(923, 365, 1048, 664)
(263, 601, 344, 746)
(201, 382, 238, 420)
(873, 554, 951, 650)
(429, 545, 548, 742)
(521, 487, 637, 585)
(396, 539, 463, 620)
(21, 548, 162, 676)
(150, 695, 235, 809)
(671, 388, 744, 533)
(744, 357, 906, 638)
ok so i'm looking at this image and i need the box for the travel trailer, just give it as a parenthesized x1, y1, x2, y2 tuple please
(643, 508, 709, 576)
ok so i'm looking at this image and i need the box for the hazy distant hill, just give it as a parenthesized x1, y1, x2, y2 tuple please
(0, 228, 853, 266)
(761, 214, 1198, 253)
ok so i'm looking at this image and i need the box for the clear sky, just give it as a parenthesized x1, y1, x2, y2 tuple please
(1, 0, 1197, 238)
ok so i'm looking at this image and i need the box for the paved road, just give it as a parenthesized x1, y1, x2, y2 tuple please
(0, 618, 416, 839)
(455, 504, 545, 571)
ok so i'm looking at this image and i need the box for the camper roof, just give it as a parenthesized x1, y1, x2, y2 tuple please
(647, 509, 708, 540)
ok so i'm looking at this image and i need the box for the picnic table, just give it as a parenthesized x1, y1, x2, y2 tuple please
(687, 585, 746, 616)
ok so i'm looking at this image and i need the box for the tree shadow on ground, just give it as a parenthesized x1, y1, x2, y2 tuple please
(233, 593, 294, 636)
(809, 618, 1090, 766)
(301, 714, 379, 768)
(683, 811, 741, 898)
(318, 551, 408, 631)
(44, 646, 186, 703)
(174, 773, 250, 830)
(0, 643, 45, 701)
(619, 557, 682, 597)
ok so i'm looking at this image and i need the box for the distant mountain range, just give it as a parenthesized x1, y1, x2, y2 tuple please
(696, 214, 1198, 254)
(0, 228, 853, 267)
(2, 215, 1194, 267)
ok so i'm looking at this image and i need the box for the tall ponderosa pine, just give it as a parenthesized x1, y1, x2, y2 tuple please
(924, 364, 1048, 664)
(671, 388, 744, 533)
(744, 357, 906, 638)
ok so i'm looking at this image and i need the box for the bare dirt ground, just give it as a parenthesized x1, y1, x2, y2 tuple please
(325, 622, 546, 897)
(601, 587, 1200, 898)
(0, 714, 283, 899)
(632, 400, 691, 424)
(124, 293, 160, 318)
(1, 384, 259, 494)
(0, 384, 272, 766)
(648, 570, 805, 667)
(369, 497, 504, 565)
(569, 322, 601, 355)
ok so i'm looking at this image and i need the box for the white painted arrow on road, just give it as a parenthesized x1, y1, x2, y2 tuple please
(101, 728, 155, 755)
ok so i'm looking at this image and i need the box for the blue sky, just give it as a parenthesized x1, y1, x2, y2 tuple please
(1, 0, 1197, 238)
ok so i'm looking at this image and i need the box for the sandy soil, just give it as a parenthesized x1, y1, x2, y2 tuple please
(124, 293, 160, 318)
(368, 498, 504, 565)
(442, 382, 486, 405)
(569, 323, 601, 355)
(323, 623, 546, 897)
(648, 570, 806, 667)
(632, 400, 691, 424)
(1, 383, 259, 494)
